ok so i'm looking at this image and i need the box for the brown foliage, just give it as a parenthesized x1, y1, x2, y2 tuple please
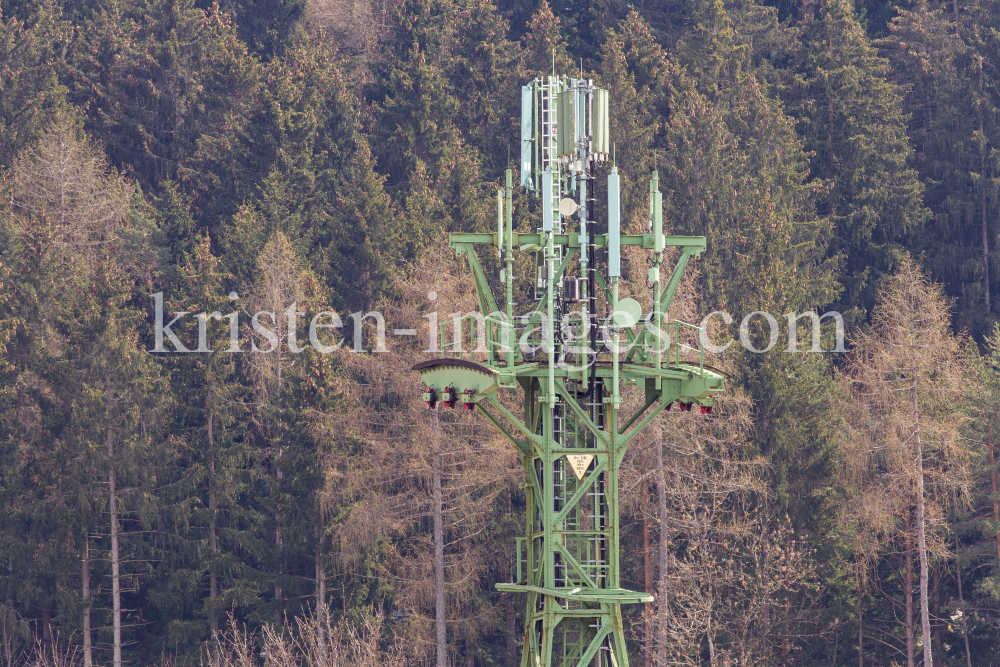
(324, 239, 520, 663)
(839, 257, 969, 576)
(205, 609, 407, 667)
(6, 111, 130, 268)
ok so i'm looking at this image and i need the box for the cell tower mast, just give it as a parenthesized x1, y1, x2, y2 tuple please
(414, 73, 724, 667)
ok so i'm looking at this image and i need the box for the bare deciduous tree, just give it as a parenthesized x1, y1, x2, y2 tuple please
(7, 110, 129, 266)
(839, 258, 970, 667)
(330, 239, 519, 666)
(206, 609, 406, 667)
(618, 247, 822, 666)
(304, 0, 380, 52)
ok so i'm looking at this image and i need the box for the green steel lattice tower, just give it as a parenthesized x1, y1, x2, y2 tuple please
(413, 74, 725, 667)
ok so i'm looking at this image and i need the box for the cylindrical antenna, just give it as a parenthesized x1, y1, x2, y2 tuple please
(521, 85, 533, 189)
(505, 169, 513, 253)
(608, 167, 621, 277)
(497, 188, 504, 254)
(653, 172, 663, 254)
(542, 168, 553, 232)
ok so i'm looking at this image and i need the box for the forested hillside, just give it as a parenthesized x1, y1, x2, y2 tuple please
(0, 0, 999, 665)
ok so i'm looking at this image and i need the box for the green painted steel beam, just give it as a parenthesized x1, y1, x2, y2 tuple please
(450, 232, 706, 251)
(494, 584, 653, 604)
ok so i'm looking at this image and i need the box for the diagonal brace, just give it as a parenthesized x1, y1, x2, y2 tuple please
(616, 396, 673, 458)
(477, 402, 529, 458)
(554, 382, 610, 448)
(618, 393, 657, 435)
(553, 542, 598, 589)
(551, 459, 607, 529)
(486, 395, 545, 456)
(575, 624, 612, 667)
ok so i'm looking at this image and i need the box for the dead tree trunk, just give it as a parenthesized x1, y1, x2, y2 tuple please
(108, 426, 122, 667)
(911, 322, 933, 667)
(315, 522, 328, 659)
(905, 501, 914, 667)
(82, 536, 92, 667)
(642, 467, 652, 667)
(973, 364, 1000, 566)
(955, 532, 972, 667)
(655, 420, 668, 667)
(274, 367, 283, 610)
(857, 580, 863, 667)
(992, 434, 1000, 566)
(981, 83, 991, 311)
(432, 403, 447, 667)
(506, 489, 517, 662)
(316, 517, 327, 651)
(208, 409, 218, 636)
(316, 526, 326, 609)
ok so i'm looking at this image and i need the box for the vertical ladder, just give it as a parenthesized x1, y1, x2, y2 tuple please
(538, 77, 563, 234)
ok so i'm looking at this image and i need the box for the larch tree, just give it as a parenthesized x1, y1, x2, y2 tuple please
(7, 110, 130, 268)
(617, 245, 820, 667)
(333, 239, 519, 666)
(244, 231, 317, 615)
(840, 258, 970, 667)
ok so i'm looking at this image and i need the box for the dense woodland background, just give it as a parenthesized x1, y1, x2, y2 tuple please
(1, 0, 1000, 665)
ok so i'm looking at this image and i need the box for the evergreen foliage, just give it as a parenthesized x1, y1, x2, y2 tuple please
(1, 0, 1000, 664)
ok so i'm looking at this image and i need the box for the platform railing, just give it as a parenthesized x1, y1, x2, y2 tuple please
(437, 311, 709, 374)
(666, 320, 704, 373)
(515, 537, 526, 585)
(439, 313, 487, 362)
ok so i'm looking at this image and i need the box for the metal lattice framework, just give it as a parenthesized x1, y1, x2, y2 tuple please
(414, 74, 725, 667)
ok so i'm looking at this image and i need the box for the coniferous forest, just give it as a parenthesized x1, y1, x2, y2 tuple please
(1, 0, 1000, 665)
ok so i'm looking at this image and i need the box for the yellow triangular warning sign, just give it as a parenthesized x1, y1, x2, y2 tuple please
(565, 454, 595, 481)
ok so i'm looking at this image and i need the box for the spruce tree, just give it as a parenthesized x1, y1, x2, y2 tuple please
(199, 36, 399, 312)
(882, 1, 1000, 340)
(0, 1, 67, 170)
(68, 0, 257, 191)
(664, 13, 844, 657)
(782, 0, 927, 322)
